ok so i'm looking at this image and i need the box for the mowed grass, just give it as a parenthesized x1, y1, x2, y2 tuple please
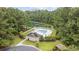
(11, 28, 34, 46)
(11, 36, 22, 46)
(20, 28, 34, 37)
(39, 41, 62, 51)
(23, 40, 62, 51)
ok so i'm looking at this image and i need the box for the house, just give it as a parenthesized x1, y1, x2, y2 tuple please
(27, 33, 42, 41)
(27, 27, 52, 41)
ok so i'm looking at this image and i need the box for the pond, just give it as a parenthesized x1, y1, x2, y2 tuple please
(37, 29, 47, 34)
(33, 27, 52, 37)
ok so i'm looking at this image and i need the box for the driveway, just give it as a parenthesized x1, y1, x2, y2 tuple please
(16, 36, 28, 46)
(15, 36, 40, 51)
(6, 46, 40, 51)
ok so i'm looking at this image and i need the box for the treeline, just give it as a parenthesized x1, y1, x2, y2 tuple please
(0, 8, 27, 48)
(0, 7, 79, 50)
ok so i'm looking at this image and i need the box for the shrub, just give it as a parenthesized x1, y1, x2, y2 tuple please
(35, 42, 39, 47)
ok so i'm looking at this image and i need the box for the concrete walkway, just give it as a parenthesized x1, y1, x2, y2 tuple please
(16, 36, 28, 46)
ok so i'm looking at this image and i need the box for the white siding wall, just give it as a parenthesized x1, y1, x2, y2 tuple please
(28, 37, 40, 42)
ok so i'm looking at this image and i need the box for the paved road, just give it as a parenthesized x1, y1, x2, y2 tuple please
(6, 46, 40, 51)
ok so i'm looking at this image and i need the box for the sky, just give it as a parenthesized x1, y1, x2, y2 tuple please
(16, 7, 58, 11)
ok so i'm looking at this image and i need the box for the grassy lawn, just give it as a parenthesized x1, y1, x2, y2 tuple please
(11, 36, 22, 46)
(20, 28, 34, 38)
(23, 40, 62, 51)
(39, 41, 62, 51)
(11, 28, 34, 46)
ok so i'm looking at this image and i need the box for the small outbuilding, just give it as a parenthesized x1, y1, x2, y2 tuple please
(55, 44, 67, 51)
